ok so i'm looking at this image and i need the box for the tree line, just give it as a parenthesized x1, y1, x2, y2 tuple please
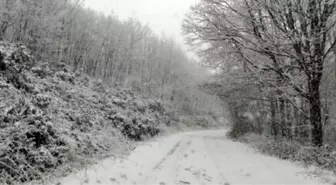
(183, 0, 336, 147)
(0, 0, 223, 124)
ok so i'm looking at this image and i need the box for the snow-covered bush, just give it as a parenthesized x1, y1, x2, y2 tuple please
(241, 133, 336, 175)
(0, 116, 69, 184)
(131, 99, 147, 113)
(71, 114, 94, 133)
(0, 42, 185, 184)
(148, 99, 165, 113)
(31, 66, 50, 79)
(227, 116, 257, 139)
(91, 79, 106, 93)
(108, 113, 161, 141)
(33, 94, 52, 109)
(55, 71, 75, 84)
(180, 115, 216, 128)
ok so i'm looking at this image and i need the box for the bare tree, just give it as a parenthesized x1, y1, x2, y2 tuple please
(0, 0, 225, 129)
(183, 0, 336, 146)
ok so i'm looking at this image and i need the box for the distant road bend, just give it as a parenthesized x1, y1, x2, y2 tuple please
(57, 130, 329, 185)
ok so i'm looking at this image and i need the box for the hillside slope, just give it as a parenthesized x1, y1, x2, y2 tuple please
(0, 42, 180, 184)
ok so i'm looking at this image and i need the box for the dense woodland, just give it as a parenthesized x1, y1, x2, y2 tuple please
(183, 0, 336, 149)
(0, 0, 335, 154)
(0, 0, 223, 123)
(0, 0, 336, 183)
(0, 0, 228, 183)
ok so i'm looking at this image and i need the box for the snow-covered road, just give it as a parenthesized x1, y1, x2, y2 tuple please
(58, 130, 331, 185)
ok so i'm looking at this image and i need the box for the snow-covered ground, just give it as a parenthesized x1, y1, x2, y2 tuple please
(54, 130, 332, 185)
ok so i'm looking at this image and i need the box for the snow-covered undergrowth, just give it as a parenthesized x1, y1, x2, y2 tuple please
(0, 42, 183, 184)
(237, 133, 336, 177)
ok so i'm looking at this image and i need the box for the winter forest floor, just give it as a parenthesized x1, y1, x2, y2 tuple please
(28, 130, 336, 185)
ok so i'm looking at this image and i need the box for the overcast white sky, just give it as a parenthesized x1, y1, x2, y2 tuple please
(85, 0, 197, 51)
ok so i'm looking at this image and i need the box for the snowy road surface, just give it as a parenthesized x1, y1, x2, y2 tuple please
(58, 130, 330, 185)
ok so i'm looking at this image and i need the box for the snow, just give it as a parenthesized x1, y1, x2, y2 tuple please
(53, 130, 331, 185)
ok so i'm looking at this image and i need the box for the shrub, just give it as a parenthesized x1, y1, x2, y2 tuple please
(0, 117, 69, 184)
(33, 94, 52, 109)
(55, 71, 75, 84)
(227, 116, 256, 139)
(241, 133, 336, 175)
(148, 100, 165, 113)
(108, 113, 161, 141)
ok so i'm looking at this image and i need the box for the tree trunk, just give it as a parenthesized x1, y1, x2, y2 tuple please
(308, 79, 323, 146)
(270, 98, 278, 137)
(293, 102, 298, 139)
(279, 98, 285, 137)
(285, 100, 292, 139)
(323, 98, 330, 128)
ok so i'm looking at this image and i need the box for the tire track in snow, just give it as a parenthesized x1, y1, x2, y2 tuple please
(172, 134, 227, 185)
(142, 136, 190, 184)
(152, 140, 181, 170)
(202, 136, 231, 185)
(174, 136, 211, 185)
(173, 137, 198, 185)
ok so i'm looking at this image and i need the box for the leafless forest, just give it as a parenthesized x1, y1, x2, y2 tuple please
(183, 0, 336, 175)
(0, 0, 336, 184)
(0, 0, 224, 183)
(0, 0, 224, 124)
(184, 0, 336, 146)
